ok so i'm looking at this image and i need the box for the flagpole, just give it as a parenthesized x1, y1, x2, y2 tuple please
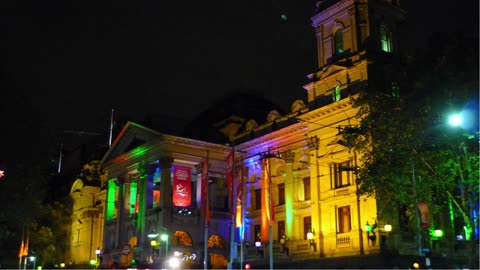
(239, 163, 245, 270)
(203, 151, 210, 270)
(18, 227, 24, 270)
(228, 145, 236, 269)
(108, 109, 114, 147)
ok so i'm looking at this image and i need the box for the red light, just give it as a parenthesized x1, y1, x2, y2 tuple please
(245, 263, 251, 269)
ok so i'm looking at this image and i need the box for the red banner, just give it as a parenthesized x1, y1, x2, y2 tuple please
(172, 166, 191, 207)
(417, 202, 430, 229)
(235, 166, 243, 227)
(201, 159, 210, 221)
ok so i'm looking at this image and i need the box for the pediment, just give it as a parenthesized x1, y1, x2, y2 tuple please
(101, 121, 162, 165)
(317, 64, 348, 81)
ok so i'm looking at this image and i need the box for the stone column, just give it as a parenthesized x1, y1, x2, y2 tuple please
(283, 151, 295, 239)
(348, 7, 358, 53)
(159, 156, 174, 227)
(315, 25, 324, 68)
(116, 175, 126, 249)
(137, 164, 157, 246)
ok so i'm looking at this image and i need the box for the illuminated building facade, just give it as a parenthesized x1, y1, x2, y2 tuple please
(74, 0, 414, 268)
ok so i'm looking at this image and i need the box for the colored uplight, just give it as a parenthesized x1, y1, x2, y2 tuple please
(245, 263, 251, 269)
(434, 229, 444, 238)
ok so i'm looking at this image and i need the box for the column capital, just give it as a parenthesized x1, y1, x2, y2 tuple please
(158, 156, 174, 168)
(282, 151, 295, 164)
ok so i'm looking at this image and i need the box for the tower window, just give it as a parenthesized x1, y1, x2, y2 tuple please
(334, 30, 344, 55)
(380, 24, 393, 52)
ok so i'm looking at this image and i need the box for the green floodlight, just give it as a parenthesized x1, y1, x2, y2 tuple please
(434, 229, 444, 238)
(429, 229, 444, 239)
(448, 113, 462, 127)
(364, 223, 372, 232)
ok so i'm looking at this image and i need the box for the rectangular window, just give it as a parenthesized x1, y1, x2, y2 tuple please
(254, 224, 261, 241)
(255, 188, 261, 210)
(337, 206, 351, 233)
(303, 177, 311, 200)
(278, 183, 285, 205)
(304, 216, 312, 240)
(331, 161, 352, 188)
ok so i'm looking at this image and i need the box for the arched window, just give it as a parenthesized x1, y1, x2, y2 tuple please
(334, 30, 344, 55)
(380, 24, 392, 52)
(332, 85, 341, 102)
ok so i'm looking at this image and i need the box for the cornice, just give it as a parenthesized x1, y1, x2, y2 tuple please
(312, 0, 355, 27)
(235, 122, 309, 157)
(298, 98, 356, 123)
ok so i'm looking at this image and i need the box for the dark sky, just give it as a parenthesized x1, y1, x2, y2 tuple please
(2, 1, 317, 135)
(1, 0, 478, 151)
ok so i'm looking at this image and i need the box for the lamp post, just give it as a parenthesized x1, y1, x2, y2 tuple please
(307, 229, 316, 251)
(29, 254, 36, 270)
(148, 232, 159, 263)
(95, 248, 101, 268)
(161, 233, 169, 259)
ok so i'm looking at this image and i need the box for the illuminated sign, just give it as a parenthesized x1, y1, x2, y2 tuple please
(173, 166, 191, 207)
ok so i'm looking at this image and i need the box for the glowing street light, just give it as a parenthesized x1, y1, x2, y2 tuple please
(448, 113, 463, 127)
(161, 233, 169, 259)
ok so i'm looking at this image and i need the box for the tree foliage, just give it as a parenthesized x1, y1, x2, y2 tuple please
(344, 31, 479, 241)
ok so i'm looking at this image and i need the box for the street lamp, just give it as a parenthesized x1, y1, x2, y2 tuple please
(29, 255, 36, 270)
(161, 233, 169, 259)
(448, 113, 463, 127)
(95, 248, 101, 268)
(148, 233, 159, 263)
(384, 224, 392, 237)
(307, 229, 316, 251)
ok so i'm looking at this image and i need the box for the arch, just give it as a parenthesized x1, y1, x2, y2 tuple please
(207, 234, 226, 248)
(172, 230, 193, 247)
(334, 30, 344, 55)
(70, 178, 84, 194)
(379, 23, 393, 52)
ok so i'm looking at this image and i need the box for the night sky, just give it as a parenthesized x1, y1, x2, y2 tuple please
(1, 0, 478, 158)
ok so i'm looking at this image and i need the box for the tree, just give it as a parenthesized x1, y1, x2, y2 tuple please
(343, 31, 478, 265)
